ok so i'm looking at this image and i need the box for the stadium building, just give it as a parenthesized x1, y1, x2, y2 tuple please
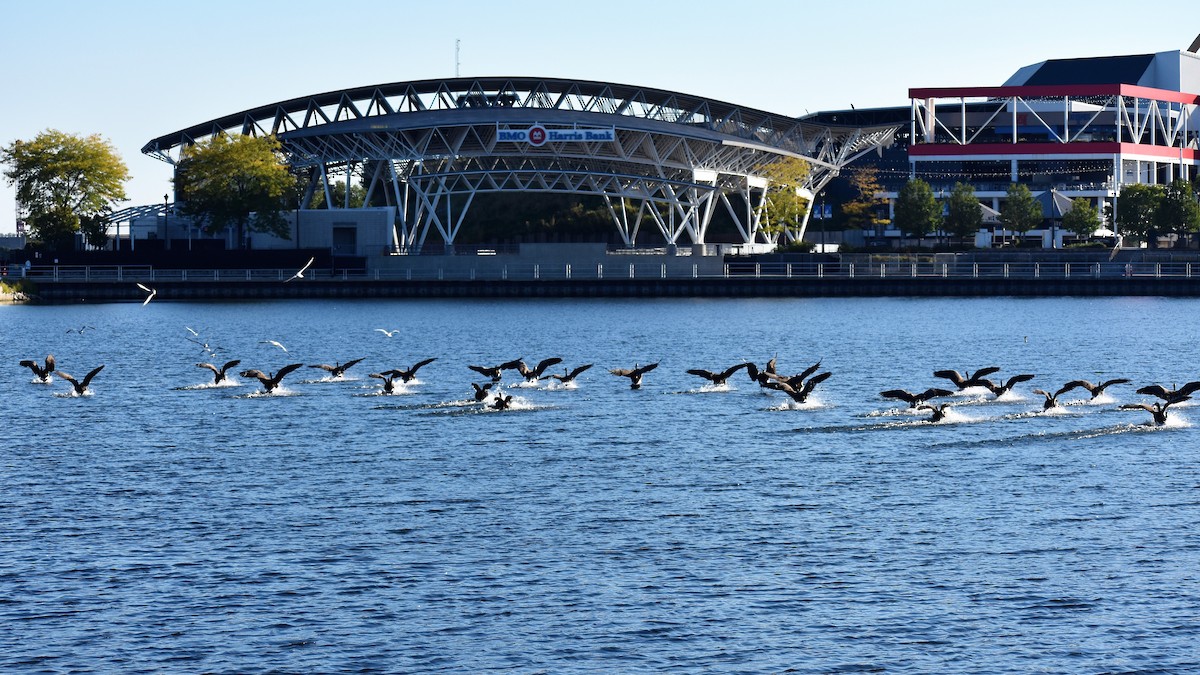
(118, 77, 896, 269)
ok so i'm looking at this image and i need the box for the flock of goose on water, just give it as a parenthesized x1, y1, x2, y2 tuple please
(17, 341, 1200, 425)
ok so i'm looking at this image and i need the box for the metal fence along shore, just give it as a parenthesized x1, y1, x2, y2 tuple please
(14, 260, 1200, 284)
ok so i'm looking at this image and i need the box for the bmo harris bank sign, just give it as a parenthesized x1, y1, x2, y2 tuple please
(497, 124, 615, 146)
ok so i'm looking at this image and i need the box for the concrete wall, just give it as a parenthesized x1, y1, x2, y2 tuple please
(125, 208, 395, 256)
(259, 208, 394, 256)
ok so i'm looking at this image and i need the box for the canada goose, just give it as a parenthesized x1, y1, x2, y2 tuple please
(240, 363, 304, 392)
(471, 382, 495, 401)
(369, 372, 399, 394)
(551, 364, 594, 384)
(980, 373, 1036, 398)
(307, 358, 365, 378)
(384, 358, 437, 383)
(610, 362, 659, 389)
(880, 387, 953, 408)
(764, 361, 823, 390)
(686, 362, 751, 386)
(468, 364, 505, 382)
(933, 367, 1001, 390)
(20, 354, 55, 382)
(1120, 400, 1179, 426)
(918, 403, 952, 423)
(491, 393, 513, 410)
(1032, 382, 1083, 411)
(58, 365, 104, 395)
(197, 359, 241, 384)
(1135, 381, 1200, 404)
(765, 370, 831, 403)
(745, 362, 773, 389)
(514, 357, 563, 382)
(1064, 378, 1131, 400)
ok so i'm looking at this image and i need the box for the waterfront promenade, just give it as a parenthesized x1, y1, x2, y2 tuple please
(13, 257, 1200, 301)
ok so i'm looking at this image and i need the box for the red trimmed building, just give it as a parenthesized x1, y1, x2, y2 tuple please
(908, 47, 1200, 245)
(808, 44, 1200, 247)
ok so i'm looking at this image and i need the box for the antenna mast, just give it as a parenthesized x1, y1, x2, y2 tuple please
(455, 39, 461, 77)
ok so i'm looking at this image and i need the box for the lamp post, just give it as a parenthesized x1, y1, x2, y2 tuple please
(818, 194, 826, 252)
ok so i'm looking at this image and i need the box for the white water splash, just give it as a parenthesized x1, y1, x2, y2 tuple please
(180, 378, 243, 391)
(769, 397, 826, 411)
(993, 390, 1027, 403)
(241, 386, 298, 398)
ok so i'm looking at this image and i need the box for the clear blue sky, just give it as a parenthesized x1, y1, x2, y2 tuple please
(2, 0, 1197, 230)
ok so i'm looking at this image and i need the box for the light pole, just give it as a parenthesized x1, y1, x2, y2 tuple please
(818, 194, 826, 252)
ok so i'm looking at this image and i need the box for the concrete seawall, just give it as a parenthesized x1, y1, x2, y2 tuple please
(27, 276, 1200, 302)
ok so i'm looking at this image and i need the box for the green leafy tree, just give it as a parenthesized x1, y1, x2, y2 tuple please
(893, 178, 940, 241)
(1115, 183, 1164, 243)
(944, 182, 983, 246)
(1, 129, 128, 248)
(1155, 179, 1200, 245)
(999, 183, 1043, 240)
(1062, 198, 1101, 239)
(841, 166, 888, 232)
(29, 207, 80, 250)
(79, 213, 110, 249)
(174, 134, 293, 248)
(759, 156, 812, 242)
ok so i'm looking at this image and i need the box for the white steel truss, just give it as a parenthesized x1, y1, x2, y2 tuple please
(144, 77, 899, 248)
(912, 87, 1199, 151)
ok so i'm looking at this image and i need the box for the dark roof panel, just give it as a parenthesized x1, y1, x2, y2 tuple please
(1022, 54, 1156, 86)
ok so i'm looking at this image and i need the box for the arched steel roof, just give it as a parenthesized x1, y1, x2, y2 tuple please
(142, 76, 895, 165)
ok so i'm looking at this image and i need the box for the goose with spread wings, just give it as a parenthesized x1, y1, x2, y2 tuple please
(764, 370, 832, 403)
(763, 361, 823, 390)
(197, 359, 241, 384)
(468, 359, 524, 382)
(1032, 382, 1083, 411)
(918, 403, 953, 423)
(471, 382, 495, 401)
(880, 386, 954, 408)
(1120, 400, 1180, 426)
(686, 362, 751, 386)
(514, 357, 563, 383)
(610, 362, 659, 389)
(369, 371, 400, 394)
(551, 363, 593, 384)
(58, 365, 105, 395)
(20, 354, 55, 383)
(1135, 381, 1200, 404)
(933, 367, 1001, 391)
(383, 357, 437, 383)
(980, 373, 1036, 398)
(240, 363, 304, 392)
(1063, 377, 1131, 400)
(307, 358, 365, 379)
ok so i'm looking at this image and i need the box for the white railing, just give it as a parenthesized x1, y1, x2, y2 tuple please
(10, 261, 1196, 283)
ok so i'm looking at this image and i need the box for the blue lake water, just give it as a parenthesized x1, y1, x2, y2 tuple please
(3, 297, 1200, 673)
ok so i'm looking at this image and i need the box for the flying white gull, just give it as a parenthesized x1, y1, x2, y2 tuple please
(136, 283, 157, 306)
(285, 257, 315, 283)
